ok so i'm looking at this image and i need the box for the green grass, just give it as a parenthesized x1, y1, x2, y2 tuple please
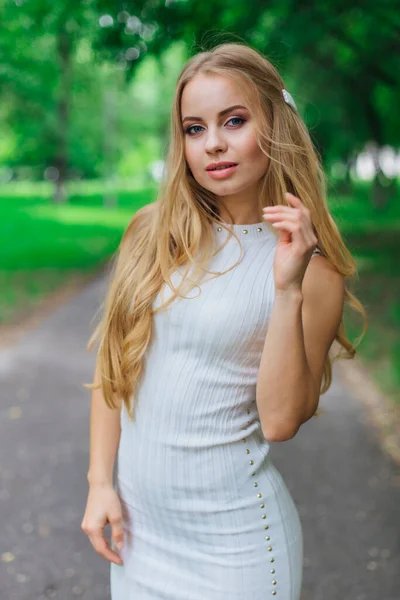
(328, 179, 400, 404)
(0, 177, 399, 408)
(0, 180, 157, 322)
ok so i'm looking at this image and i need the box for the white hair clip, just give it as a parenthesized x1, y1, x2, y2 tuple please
(282, 88, 297, 110)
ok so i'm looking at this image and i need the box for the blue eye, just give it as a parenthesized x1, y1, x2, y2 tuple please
(185, 125, 203, 136)
(185, 116, 246, 136)
(228, 117, 245, 126)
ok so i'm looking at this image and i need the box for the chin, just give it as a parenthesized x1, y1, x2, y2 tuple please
(204, 180, 242, 194)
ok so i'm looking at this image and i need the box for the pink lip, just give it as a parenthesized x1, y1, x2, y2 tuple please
(206, 164, 238, 179)
(206, 161, 238, 170)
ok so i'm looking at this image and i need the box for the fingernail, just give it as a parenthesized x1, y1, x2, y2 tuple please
(116, 541, 124, 550)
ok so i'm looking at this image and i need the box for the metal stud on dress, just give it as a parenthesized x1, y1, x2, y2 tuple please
(242, 425, 279, 595)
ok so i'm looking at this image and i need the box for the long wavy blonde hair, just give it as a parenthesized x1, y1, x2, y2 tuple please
(85, 42, 367, 421)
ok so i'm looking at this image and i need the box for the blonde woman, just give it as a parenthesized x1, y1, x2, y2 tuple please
(81, 42, 366, 599)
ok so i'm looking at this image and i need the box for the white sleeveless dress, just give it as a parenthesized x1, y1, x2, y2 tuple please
(110, 220, 322, 599)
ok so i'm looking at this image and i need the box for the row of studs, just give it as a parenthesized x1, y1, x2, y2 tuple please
(216, 226, 264, 235)
(243, 406, 278, 595)
(217, 224, 323, 256)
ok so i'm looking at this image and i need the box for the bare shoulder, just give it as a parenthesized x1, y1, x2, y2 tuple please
(298, 255, 345, 404)
(302, 254, 345, 336)
(303, 252, 344, 299)
(304, 253, 345, 291)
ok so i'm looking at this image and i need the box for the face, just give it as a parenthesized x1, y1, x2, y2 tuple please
(181, 73, 270, 219)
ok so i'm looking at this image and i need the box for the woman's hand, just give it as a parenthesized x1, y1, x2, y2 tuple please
(263, 192, 318, 294)
(81, 483, 125, 566)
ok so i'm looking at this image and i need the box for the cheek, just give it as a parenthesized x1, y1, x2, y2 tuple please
(184, 143, 199, 173)
(244, 139, 270, 175)
(242, 136, 266, 161)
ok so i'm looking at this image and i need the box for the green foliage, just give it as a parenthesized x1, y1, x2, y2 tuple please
(1, 178, 400, 408)
(0, 2, 399, 406)
(0, 181, 156, 321)
(333, 181, 400, 404)
(1, 2, 399, 181)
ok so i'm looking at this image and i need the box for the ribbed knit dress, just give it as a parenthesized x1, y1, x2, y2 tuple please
(110, 219, 323, 599)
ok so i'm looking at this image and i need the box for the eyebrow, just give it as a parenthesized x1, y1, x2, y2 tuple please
(182, 104, 248, 124)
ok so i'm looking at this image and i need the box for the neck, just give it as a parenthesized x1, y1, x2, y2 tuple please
(218, 207, 262, 226)
(217, 191, 262, 225)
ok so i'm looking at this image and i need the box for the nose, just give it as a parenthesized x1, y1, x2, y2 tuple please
(204, 126, 228, 154)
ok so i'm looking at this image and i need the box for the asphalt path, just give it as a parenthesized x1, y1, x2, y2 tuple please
(0, 272, 399, 600)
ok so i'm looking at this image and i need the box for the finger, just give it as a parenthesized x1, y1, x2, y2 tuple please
(263, 205, 296, 213)
(263, 211, 299, 223)
(284, 192, 303, 206)
(264, 207, 304, 222)
(271, 221, 305, 237)
(88, 532, 124, 566)
(110, 515, 125, 551)
(271, 221, 315, 252)
(268, 216, 315, 241)
(265, 210, 313, 235)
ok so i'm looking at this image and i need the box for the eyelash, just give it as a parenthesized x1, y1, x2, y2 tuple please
(185, 117, 246, 136)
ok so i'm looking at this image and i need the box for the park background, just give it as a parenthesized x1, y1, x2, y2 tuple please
(2, 0, 400, 422)
(1, 1, 400, 599)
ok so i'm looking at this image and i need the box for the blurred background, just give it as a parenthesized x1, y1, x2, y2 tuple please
(1, 0, 399, 404)
(1, 1, 399, 599)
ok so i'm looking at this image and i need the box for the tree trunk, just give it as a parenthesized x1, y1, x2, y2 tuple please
(53, 28, 71, 204)
(102, 87, 118, 208)
(371, 169, 397, 212)
(363, 99, 393, 211)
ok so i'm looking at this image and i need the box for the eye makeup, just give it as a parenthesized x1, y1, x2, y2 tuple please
(184, 116, 247, 136)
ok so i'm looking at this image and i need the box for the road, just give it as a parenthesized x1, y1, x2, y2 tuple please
(0, 272, 399, 600)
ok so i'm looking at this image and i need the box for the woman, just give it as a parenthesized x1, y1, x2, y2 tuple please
(81, 42, 366, 599)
